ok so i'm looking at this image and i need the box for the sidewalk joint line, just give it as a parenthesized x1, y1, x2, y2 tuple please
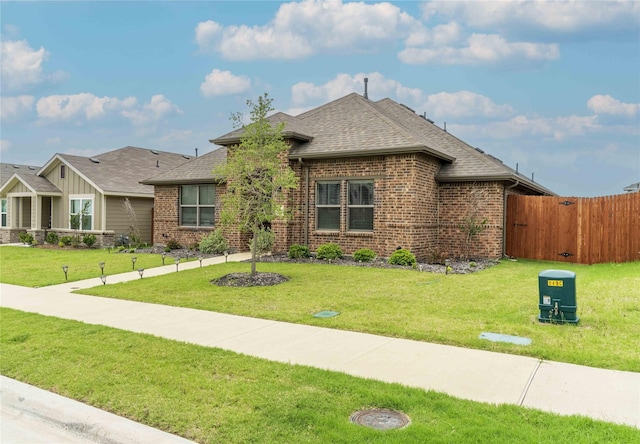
(518, 359, 543, 406)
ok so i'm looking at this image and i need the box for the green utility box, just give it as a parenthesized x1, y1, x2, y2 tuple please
(538, 269, 579, 324)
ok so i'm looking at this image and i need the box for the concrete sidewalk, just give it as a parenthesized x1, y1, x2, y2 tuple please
(1, 256, 638, 430)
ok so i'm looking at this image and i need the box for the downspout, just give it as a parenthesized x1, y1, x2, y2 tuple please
(299, 158, 309, 246)
(503, 180, 520, 257)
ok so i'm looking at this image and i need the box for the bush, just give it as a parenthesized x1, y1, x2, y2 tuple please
(251, 228, 274, 256)
(82, 234, 96, 247)
(58, 241, 65, 248)
(353, 248, 376, 262)
(19, 232, 34, 245)
(165, 239, 181, 250)
(198, 229, 227, 254)
(60, 235, 73, 246)
(45, 232, 59, 245)
(388, 248, 417, 267)
(426, 248, 449, 265)
(288, 244, 311, 259)
(316, 242, 343, 260)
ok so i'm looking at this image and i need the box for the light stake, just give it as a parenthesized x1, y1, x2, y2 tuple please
(224, 251, 229, 263)
(100, 275, 107, 285)
(131, 256, 137, 270)
(62, 265, 69, 281)
(199, 257, 203, 268)
(161, 252, 166, 265)
(99, 262, 105, 274)
(175, 257, 180, 272)
(138, 268, 144, 279)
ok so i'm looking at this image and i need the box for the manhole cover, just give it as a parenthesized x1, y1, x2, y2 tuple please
(313, 310, 340, 318)
(350, 409, 410, 430)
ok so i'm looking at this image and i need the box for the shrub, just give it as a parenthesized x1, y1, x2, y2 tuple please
(426, 248, 449, 265)
(82, 234, 96, 247)
(58, 241, 65, 248)
(165, 239, 181, 250)
(353, 248, 376, 262)
(199, 229, 227, 254)
(45, 232, 59, 245)
(60, 235, 74, 246)
(288, 244, 311, 259)
(19, 232, 34, 245)
(316, 242, 343, 260)
(250, 228, 274, 256)
(388, 248, 417, 267)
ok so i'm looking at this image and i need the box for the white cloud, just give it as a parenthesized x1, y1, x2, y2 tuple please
(421, 90, 514, 119)
(200, 69, 251, 97)
(194, 0, 420, 60)
(46, 137, 61, 145)
(290, 72, 422, 109)
(421, 0, 640, 34)
(0, 139, 11, 152)
(1, 39, 48, 91)
(399, 33, 559, 65)
(1, 95, 35, 119)
(36, 93, 135, 121)
(121, 94, 183, 126)
(587, 95, 640, 118)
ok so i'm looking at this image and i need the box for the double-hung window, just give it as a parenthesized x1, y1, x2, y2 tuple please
(181, 185, 215, 227)
(70, 198, 93, 230)
(348, 181, 374, 231)
(1, 199, 7, 227)
(316, 182, 341, 230)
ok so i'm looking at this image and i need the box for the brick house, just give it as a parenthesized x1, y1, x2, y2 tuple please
(0, 147, 192, 245)
(143, 93, 553, 259)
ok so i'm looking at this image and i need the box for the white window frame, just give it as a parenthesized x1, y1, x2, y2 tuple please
(180, 184, 216, 227)
(316, 181, 341, 231)
(347, 180, 374, 232)
(69, 195, 94, 231)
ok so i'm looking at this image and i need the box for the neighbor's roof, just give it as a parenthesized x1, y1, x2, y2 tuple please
(38, 146, 193, 196)
(0, 163, 62, 195)
(141, 147, 227, 185)
(210, 93, 554, 195)
(623, 182, 640, 192)
(210, 112, 314, 146)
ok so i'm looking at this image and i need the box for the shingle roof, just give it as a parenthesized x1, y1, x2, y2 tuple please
(141, 147, 227, 184)
(0, 163, 61, 194)
(54, 147, 192, 195)
(209, 93, 553, 195)
(211, 112, 313, 145)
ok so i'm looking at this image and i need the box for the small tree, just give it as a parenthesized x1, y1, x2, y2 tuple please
(214, 93, 299, 277)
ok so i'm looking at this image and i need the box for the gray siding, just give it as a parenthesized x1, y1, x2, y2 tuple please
(105, 196, 153, 243)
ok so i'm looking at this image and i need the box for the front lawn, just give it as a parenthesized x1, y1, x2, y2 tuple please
(0, 246, 174, 287)
(77, 259, 640, 372)
(1, 309, 636, 444)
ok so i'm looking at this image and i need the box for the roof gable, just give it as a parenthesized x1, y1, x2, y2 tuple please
(211, 112, 314, 146)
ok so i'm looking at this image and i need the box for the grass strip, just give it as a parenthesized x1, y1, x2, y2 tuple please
(1, 308, 637, 444)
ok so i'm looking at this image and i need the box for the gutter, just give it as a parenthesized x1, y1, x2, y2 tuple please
(503, 179, 520, 257)
(299, 158, 309, 246)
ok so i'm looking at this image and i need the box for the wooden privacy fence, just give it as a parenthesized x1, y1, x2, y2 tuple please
(505, 192, 640, 264)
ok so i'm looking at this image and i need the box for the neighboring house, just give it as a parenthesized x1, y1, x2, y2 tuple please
(143, 93, 554, 259)
(623, 182, 640, 193)
(0, 147, 192, 245)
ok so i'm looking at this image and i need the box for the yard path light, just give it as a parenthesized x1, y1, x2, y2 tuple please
(224, 251, 229, 263)
(62, 265, 69, 281)
(131, 256, 137, 270)
(100, 275, 107, 285)
(138, 268, 144, 279)
(161, 252, 166, 265)
(175, 257, 180, 272)
(199, 257, 203, 268)
(99, 262, 105, 274)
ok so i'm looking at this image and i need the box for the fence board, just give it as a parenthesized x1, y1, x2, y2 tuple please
(506, 192, 640, 264)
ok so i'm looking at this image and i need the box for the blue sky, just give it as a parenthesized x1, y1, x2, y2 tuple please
(1, 0, 638, 197)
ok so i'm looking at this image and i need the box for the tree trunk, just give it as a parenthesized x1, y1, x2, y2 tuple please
(251, 232, 257, 278)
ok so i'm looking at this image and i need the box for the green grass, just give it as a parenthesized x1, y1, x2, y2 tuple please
(77, 259, 640, 372)
(1, 309, 636, 444)
(0, 246, 177, 287)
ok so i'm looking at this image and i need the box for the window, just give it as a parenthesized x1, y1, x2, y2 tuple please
(180, 185, 215, 227)
(316, 182, 341, 230)
(1, 199, 7, 227)
(348, 181, 374, 231)
(70, 198, 93, 230)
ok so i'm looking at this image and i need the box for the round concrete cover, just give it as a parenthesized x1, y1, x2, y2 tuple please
(350, 409, 411, 430)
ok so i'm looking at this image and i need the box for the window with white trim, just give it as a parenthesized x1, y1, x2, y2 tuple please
(348, 181, 374, 231)
(70, 198, 93, 230)
(316, 182, 341, 230)
(180, 185, 215, 227)
(1, 199, 7, 227)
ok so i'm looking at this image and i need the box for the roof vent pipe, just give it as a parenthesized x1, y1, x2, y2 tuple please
(363, 77, 369, 99)
(444, 122, 447, 132)
(195, 148, 198, 157)
(156, 160, 159, 168)
(516, 163, 519, 174)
